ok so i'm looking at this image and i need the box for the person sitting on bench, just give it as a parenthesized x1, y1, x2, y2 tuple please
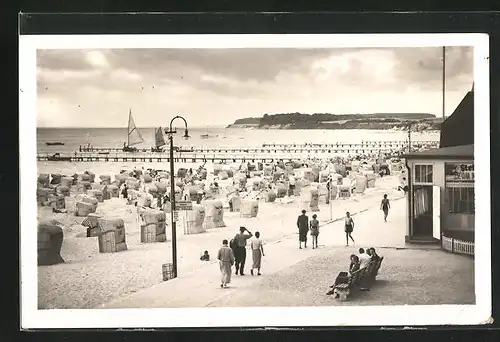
(367, 247, 380, 263)
(348, 254, 360, 276)
(326, 254, 360, 295)
(359, 248, 382, 291)
(358, 248, 371, 269)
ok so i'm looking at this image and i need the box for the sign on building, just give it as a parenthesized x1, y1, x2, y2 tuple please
(445, 163, 474, 184)
(175, 201, 193, 211)
(338, 188, 351, 199)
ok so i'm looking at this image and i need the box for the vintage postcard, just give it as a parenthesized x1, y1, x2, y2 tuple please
(19, 33, 491, 328)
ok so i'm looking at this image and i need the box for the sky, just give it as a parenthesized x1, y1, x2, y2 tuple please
(36, 47, 474, 128)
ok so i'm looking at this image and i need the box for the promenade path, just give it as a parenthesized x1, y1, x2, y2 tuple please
(208, 243, 474, 308)
(101, 178, 410, 309)
(40, 175, 405, 309)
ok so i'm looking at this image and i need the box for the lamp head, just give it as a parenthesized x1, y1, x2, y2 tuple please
(183, 129, 190, 139)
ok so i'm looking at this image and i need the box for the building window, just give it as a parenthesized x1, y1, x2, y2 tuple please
(445, 162, 474, 214)
(414, 164, 433, 184)
(447, 187, 475, 214)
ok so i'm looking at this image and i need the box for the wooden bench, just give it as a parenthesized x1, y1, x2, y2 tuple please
(333, 256, 384, 301)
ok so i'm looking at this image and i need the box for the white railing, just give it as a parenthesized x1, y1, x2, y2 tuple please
(441, 234, 474, 256)
(442, 235, 453, 251)
(453, 238, 475, 256)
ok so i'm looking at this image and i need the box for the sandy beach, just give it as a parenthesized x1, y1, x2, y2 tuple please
(37, 156, 405, 309)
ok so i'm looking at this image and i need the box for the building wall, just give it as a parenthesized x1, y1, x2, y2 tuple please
(406, 158, 474, 239)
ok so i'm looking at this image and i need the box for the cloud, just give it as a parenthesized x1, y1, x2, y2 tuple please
(102, 48, 333, 82)
(85, 51, 110, 68)
(35, 46, 474, 127)
(392, 46, 473, 90)
(37, 50, 98, 71)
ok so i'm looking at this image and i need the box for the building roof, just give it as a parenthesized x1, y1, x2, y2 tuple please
(403, 144, 474, 160)
(439, 90, 474, 148)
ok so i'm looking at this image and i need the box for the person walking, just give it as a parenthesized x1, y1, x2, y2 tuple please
(310, 214, 320, 249)
(344, 211, 355, 246)
(217, 239, 235, 288)
(288, 175, 296, 197)
(231, 226, 253, 276)
(156, 193, 162, 209)
(250, 231, 265, 276)
(121, 184, 128, 200)
(326, 178, 332, 205)
(380, 194, 390, 222)
(161, 193, 171, 212)
(297, 209, 309, 249)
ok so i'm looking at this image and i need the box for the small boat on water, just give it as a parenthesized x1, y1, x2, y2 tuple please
(201, 134, 219, 138)
(123, 109, 144, 152)
(151, 126, 166, 152)
(47, 153, 71, 161)
(46, 142, 65, 146)
(200, 126, 218, 139)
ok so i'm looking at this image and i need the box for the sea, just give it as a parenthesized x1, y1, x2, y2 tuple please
(35, 127, 440, 177)
(37, 127, 440, 154)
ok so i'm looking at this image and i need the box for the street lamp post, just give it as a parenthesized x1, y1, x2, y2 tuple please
(327, 178, 333, 220)
(164, 115, 189, 279)
(407, 122, 412, 154)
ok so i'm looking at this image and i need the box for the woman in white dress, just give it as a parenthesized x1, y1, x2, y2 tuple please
(250, 231, 265, 276)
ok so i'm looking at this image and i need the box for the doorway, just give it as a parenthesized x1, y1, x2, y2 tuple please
(412, 185, 433, 238)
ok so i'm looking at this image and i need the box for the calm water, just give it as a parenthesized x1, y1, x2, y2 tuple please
(35, 127, 440, 177)
(37, 127, 440, 154)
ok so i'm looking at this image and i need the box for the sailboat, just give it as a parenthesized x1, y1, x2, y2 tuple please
(200, 126, 210, 139)
(123, 109, 144, 152)
(151, 126, 166, 152)
(200, 126, 218, 139)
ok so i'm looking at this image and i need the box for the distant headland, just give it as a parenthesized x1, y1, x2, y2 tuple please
(226, 113, 442, 131)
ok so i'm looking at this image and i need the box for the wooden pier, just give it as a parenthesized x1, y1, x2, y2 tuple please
(38, 140, 439, 163)
(38, 152, 292, 163)
(75, 140, 439, 155)
(261, 140, 438, 149)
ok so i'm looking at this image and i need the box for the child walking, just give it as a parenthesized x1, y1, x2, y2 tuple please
(344, 211, 355, 246)
(380, 194, 390, 222)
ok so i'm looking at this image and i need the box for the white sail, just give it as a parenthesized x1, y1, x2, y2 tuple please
(127, 110, 144, 146)
(155, 126, 166, 148)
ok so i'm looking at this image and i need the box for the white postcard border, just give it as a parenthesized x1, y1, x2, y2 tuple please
(19, 33, 491, 328)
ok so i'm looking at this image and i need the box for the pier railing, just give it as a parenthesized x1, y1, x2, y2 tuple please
(73, 140, 439, 154)
(38, 140, 439, 163)
(37, 151, 354, 163)
(261, 140, 438, 149)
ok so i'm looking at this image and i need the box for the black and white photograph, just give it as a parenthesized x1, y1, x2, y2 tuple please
(19, 33, 491, 328)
